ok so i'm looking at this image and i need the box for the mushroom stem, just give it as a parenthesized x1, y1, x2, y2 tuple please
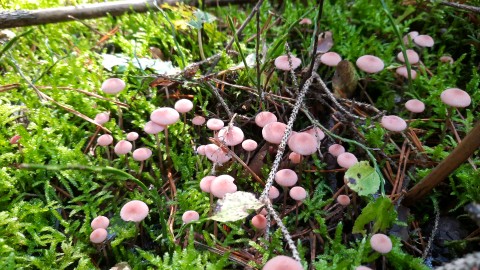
(164, 128, 170, 161)
(245, 152, 251, 165)
(116, 101, 123, 130)
(441, 107, 454, 142)
(155, 133, 164, 176)
(84, 126, 101, 154)
(138, 160, 144, 177)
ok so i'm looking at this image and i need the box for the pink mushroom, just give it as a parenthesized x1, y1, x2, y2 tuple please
(262, 256, 303, 270)
(114, 140, 132, 155)
(337, 195, 351, 206)
(440, 88, 471, 108)
(275, 169, 298, 187)
(132, 148, 152, 161)
(144, 121, 165, 134)
(328, 144, 345, 157)
(94, 112, 110, 125)
(287, 132, 318, 156)
(413, 35, 434, 47)
(262, 122, 288, 144)
(255, 111, 278, 128)
(120, 200, 149, 222)
(370, 233, 393, 254)
(396, 66, 417, 80)
(91, 216, 110, 230)
(405, 99, 425, 113)
(101, 78, 126, 95)
(288, 152, 302, 164)
(274, 55, 302, 71)
(217, 126, 245, 146)
(204, 144, 231, 164)
(192, 116, 206, 126)
(151, 107, 180, 126)
(126, 132, 139, 141)
(320, 52, 342, 67)
(206, 118, 224, 131)
(381, 115, 407, 132)
(90, 228, 108, 244)
(356, 55, 384, 74)
(289, 186, 307, 201)
(268, 186, 280, 199)
(97, 134, 113, 146)
(174, 99, 194, 113)
(402, 31, 419, 45)
(251, 214, 267, 230)
(200, 175, 216, 193)
(396, 49, 419, 64)
(337, 152, 358, 169)
(210, 175, 237, 198)
(182, 210, 199, 224)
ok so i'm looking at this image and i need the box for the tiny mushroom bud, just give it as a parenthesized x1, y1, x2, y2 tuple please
(90, 228, 108, 244)
(356, 55, 384, 74)
(242, 139, 258, 152)
(97, 134, 113, 146)
(217, 126, 245, 146)
(182, 210, 199, 224)
(328, 144, 345, 157)
(206, 118, 224, 131)
(91, 216, 110, 230)
(120, 200, 149, 222)
(337, 195, 351, 206)
(396, 49, 419, 64)
(144, 121, 165, 134)
(10, 135, 21, 144)
(440, 88, 471, 108)
(299, 18, 312, 25)
(192, 116, 206, 126)
(289, 152, 302, 164)
(101, 78, 126, 95)
(287, 132, 318, 156)
(251, 214, 268, 229)
(337, 152, 359, 169)
(174, 99, 194, 113)
(274, 55, 302, 71)
(114, 140, 132, 155)
(210, 175, 237, 198)
(439, 55, 454, 64)
(370, 233, 393, 254)
(405, 99, 425, 113)
(126, 132, 139, 141)
(289, 186, 307, 201)
(200, 175, 216, 193)
(381, 115, 407, 132)
(262, 256, 303, 270)
(94, 112, 110, 125)
(413, 34, 434, 47)
(262, 122, 287, 144)
(255, 111, 278, 128)
(132, 148, 152, 161)
(151, 107, 180, 126)
(320, 52, 342, 67)
(396, 66, 417, 80)
(275, 169, 298, 187)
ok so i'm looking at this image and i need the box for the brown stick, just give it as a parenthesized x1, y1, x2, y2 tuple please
(402, 121, 480, 206)
(0, 0, 256, 30)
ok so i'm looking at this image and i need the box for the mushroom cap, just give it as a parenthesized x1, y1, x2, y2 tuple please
(440, 88, 471, 108)
(337, 152, 359, 169)
(268, 186, 280, 199)
(97, 134, 113, 146)
(274, 55, 302, 71)
(94, 112, 110, 125)
(337, 195, 351, 206)
(217, 126, 245, 146)
(206, 118, 225, 131)
(251, 214, 268, 229)
(182, 210, 199, 224)
(200, 175, 216, 193)
(204, 144, 231, 164)
(144, 121, 165, 134)
(405, 99, 425, 113)
(262, 256, 303, 270)
(299, 18, 312, 25)
(9, 135, 21, 144)
(289, 186, 307, 201)
(90, 228, 108, 244)
(210, 175, 237, 198)
(305, 127, 325, 140)
(151, 107, 180, 126)
(288, 152, 302, 164)
(132, 148, 152, 161)
(402, 31, 419, 45)
(120, 200, 149, 222)
(317, 31, 334, 53)
(370, 233, 393, 254)
(413, 35, 434, 47)
(328, 144, 345, 157)
(101, 78, 126, 94)
(381, 115, 407, 132)
(242, 139, 258, 152)
(320, 52, 342, 67)
(439, 55, 454, 64)
(126, 132, 139, 141)
(396, 66, 417, 80)
(114, 140, 132, 155)
(275, 169, 298, 187)
(396, 49, 419, 64)
(91, 216, 110, 230)
(192, 116, 206, 126)
(287, 132, 318, 156)
(196, 145, 206, 155)
(255, 111, 278, 127)
(262, 122, 288, 144)
(174, 99, 194, 113)
(356, 55, 385, 73)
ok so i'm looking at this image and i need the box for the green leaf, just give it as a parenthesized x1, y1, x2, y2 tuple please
(345, 161, 380, 196)
(352, 197, 397, 235)
(210, 192, 263, 222)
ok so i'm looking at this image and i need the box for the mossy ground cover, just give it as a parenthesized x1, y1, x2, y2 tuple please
(0, 0, 479, 269)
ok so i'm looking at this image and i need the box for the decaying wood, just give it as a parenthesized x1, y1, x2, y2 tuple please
(0, 0, 255, 30)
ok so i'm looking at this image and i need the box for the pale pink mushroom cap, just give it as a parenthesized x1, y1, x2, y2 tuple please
(414, 35, 434, 47)
(132, 148, 152, 161)
(97, 134, 113, 146)
(289, 152, 302, 164)
(120, 200, 149, 222)
(94, 112, 110, 125)
(242, 139, 258, 152)
(356, 266, 373, 270)
(210, 175, 237, 198)
(91, 216, 110, 230)
(200, 175, 216, 193)
(144, 121, 165, 134)
(396, 66, 417, 80)
(328, 144, 345, 157)
(370, 233, 393, 254)
(337, 195, 351, 206)
(289, 186, 307, 201)
(204, 144, 231, 164)
(262, 122, 287, 144)
(182, 210, 199, 224)
(320, 52, 342, 67)
(151, 107, 180, 126)
(356, 55, 384, 74)
(305, 127, 325, 140)
(196, 145, 206, 155)
(90, 228, 108, 244)
(268, 186, 280, 199)
(337, 152, 358, 169)
(255, 111, 278, 127)
(9, 135, 21, 144)
(381, 115, 407, 132)
(274, 55, 302, 71)
(262, 256, 303, 270)
(405, 99, 425, 113)
(440, 88, 471, 108)
(114, 140, 132, 155)
(299, 18, 312, 25)
(287, 132, 318, 156)
(192, 116, 206, 126)
(217, 126, 245, 146)
(126, 132, 139, 141)
(275, 169, 298, 187)
(251, 214, 268, 229)
(101, 78, 126, 94)
(206, 118, 224, 131)
(396, 49, 419, 64)
(439, 55, 454, 64)
(174, 99, 194, 113)
(402, 31, 419, 45)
